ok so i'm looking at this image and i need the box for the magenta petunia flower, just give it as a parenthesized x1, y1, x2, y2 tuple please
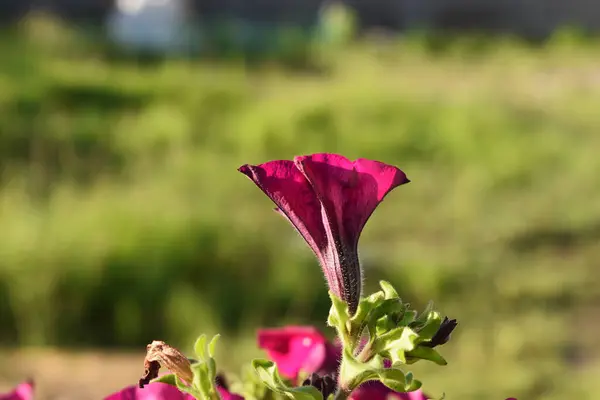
(0, 381, 34, 400)
(350, 382, 428, 400)
(104, 382, 196, 400)
(239, 153, 409, 314)
(257, 326, 340, 381)
(104, 382, 244, 400)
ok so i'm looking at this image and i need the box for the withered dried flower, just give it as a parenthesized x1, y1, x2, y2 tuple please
(139, 340, 194, 388)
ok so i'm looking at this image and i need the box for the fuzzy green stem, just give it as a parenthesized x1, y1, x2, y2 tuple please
(333, 389, 351, 400)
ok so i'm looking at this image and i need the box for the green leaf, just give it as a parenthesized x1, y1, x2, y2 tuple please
(194, 334, 208, 360)
(327, 292, 352, 346)
(252, 359, 323, 400)
(415, 311, 443, 341)
(405, 346, 448, 366)
(191, 362, 216, 397)
(374, 327, 419, 354)
(327, 292, 349, 327)
(208, 334, 221, 358)
(339, 347, 420, 393)
(378, 368, 406, 391)
(398, 310, 417, 327)
(175, 376, 204, 399)
(379, 281, 399, 299)
(189, 334, 223, 399)
(234, 363, 272, 400)
(152, 373, 178, 387)
(409, 301, 434, 331)
(367, 298, 405, 338)
(338, 347, 385, 390)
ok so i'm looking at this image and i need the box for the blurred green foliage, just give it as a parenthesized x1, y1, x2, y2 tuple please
(1, 14, 600, 400)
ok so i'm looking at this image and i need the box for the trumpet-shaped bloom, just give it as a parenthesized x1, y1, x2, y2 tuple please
(239, 153, 408, 314)
(0, 381, 33, 400)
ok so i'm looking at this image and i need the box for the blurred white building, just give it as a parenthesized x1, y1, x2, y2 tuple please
(106, 0, 197, 53)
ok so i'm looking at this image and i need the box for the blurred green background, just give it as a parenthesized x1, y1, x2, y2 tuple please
(1, 11, 600, 400)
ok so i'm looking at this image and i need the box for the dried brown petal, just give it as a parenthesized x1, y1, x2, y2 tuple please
(139, 340, 194, 388)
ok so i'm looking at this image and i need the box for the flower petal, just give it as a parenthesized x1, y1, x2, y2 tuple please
(294, 154, 409, 249)
(257, 326, 340, 380)
(0, 381, 34, 400)
(104, 383, 195, 400)
(239, 161, 335, 285)
(350, 382, 428, 400)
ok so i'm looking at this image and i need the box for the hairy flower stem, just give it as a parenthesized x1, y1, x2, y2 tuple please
(333, 389, 350, 400)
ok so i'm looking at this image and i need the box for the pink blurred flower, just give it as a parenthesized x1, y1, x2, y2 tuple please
(217, 386, 244, 400)
(0, 381, 34, 400)
(258, 326, 340, 381)
(104, 382, 195, 400)
(239, 153, 409, 314)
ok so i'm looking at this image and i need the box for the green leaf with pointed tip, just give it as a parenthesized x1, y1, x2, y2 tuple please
(398, 310, 417, 327)
(368, 298, 405, 338)
(377, 368, 407, 392)
(406, 379, 423, 392)
(410, 301, 435, 331)
(350, 292, 382, 325)
(234, 363, 272, 400)
(375, 315, 395, 337)
(194, 334, 208, 361)
(327, 292, 348, 326)
(338, 347, 387, 390)
(378, 368, 422, 393)
(252, 359, 323, 400)
(327, 292, 353, 346)
(374, 327, 419, 354)
(174, 375, 204, 399)
(405, 347, 448, 366)
(379, 281, 399, 299)
(191, 362, 212, 396)
(339, 348, 420, 393)
(348, 292, 384, 339)
(152, 373, 178, 387)
(208, 334, 220, 358)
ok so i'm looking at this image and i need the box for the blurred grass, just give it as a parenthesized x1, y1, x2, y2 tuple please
(1, 14, 600, 400)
